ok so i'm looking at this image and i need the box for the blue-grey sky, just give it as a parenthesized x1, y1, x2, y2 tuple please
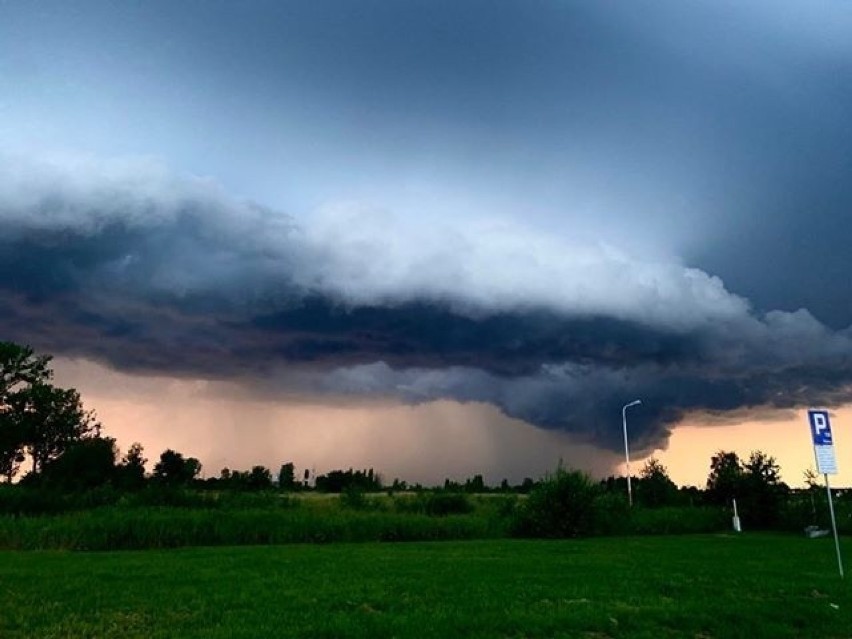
(2, 1, 852, 465)
(5, 1, 851, 281)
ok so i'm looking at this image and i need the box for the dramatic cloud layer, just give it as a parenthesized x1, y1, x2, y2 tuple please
(3, 155, 852, 452)
(4, 1, 851, 329)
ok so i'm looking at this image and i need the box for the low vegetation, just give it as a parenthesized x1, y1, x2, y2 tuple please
(2, 341, 851, 553)
(2, 480, 845, 551)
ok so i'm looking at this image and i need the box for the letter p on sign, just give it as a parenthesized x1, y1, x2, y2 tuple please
(809, 410, 833, 446)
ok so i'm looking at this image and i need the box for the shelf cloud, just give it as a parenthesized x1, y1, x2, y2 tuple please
(4, 154, 852, 453)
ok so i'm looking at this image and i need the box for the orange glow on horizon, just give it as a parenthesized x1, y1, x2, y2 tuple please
(646, 408, 852, 488)
(51, 358, 852, 488)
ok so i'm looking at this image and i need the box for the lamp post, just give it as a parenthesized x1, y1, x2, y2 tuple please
(622, 399, 642, 507)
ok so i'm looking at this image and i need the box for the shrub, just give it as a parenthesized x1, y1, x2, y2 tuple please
(339, 487, 368, 510)
(215, 491, 298, 510)
(123, 486, 217, 509)
(395, 492, 474, 517)
(512, 469, 602, 538)
(590, 492, 630, 535)
(0, 485, 66, 516)
(423, 492, 474, 516)
(492, 494, 520, 520)
(777, 490, 852, 535)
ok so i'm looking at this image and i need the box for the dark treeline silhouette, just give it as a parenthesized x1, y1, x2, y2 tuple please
(1, 342, 99, 481)
(315, 468, 381, 492)
(210, 466, 273, 490)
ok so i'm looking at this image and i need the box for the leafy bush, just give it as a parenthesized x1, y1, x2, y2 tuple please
(491, 495, 520, 520)
(0, 485, 67, 516)
(423, 492, 474, 516)
(511, 469, 603, 538)
(778, 490, 852, 535)
(122, 486, 217, 509)
(215, 490, 298, 510)
(590, 492, 630, 535)
(777, 492, 822, 533)
(339, 487, 369, 510)
(394, 492, 474, 516)
(0, 485, 127, 515)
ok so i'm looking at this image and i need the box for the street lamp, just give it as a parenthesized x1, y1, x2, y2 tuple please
(622, 399, 642, 507)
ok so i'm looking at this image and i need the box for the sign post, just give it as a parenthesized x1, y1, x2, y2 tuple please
(807, 409, 844, 579)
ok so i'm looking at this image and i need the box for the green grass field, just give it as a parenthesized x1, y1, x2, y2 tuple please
(0, 534, 849, 638)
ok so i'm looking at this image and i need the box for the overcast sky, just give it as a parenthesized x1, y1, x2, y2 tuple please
(2, 1, 851, 483)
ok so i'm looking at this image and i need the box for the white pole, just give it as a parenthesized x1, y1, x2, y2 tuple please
(622, 400, 641, 507)
(825, 474, 844, 579)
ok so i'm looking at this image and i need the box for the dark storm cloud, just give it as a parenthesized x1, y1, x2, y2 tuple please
(3, 156, 852, 453)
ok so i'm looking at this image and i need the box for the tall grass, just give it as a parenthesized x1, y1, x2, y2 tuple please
(0, 481, 752, 551)
(0, 506, 501, 550)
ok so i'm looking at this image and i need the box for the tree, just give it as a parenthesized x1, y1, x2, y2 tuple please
(802, 467, 823, 523)
(740, 450, 788, 528)
(0, 415, 26, 482)
(803, 467, 820, 490)
(153, 449, 201, 485)
(636, 458, 679, 507)
(247, 465, 273, 490)
(706, 451, 743, 505)
(464, 474, 485, 493)
(115, 442, 147, 490)
(1, 343, 52, 480)
(706, 449, 788, 527)
(443, 478, 461, 491)
(315, 468, 381, 492)
(0, 342, 52, 397)
(278, 462, 296, 490)
(518, 477, 536, 494)
(122, 442, 147, 472)
(743, 450, 782, 485)
(41, 436, 117, 490)
(0, 343, 99, 480)
(14, 383, 99, 473)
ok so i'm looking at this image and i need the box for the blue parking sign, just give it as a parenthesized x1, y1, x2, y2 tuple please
(809, 410, 833, 446)
(805, 409, 844, 577)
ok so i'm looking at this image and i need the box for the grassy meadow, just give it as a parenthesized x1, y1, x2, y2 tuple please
(0, 534, 849, 638)
(0, 488, 732, 550)
(0, 474, 847, 637)
(0, 491, 510, 550)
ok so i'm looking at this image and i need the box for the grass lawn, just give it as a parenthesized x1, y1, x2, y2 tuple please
(0, 534, 849, 638)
